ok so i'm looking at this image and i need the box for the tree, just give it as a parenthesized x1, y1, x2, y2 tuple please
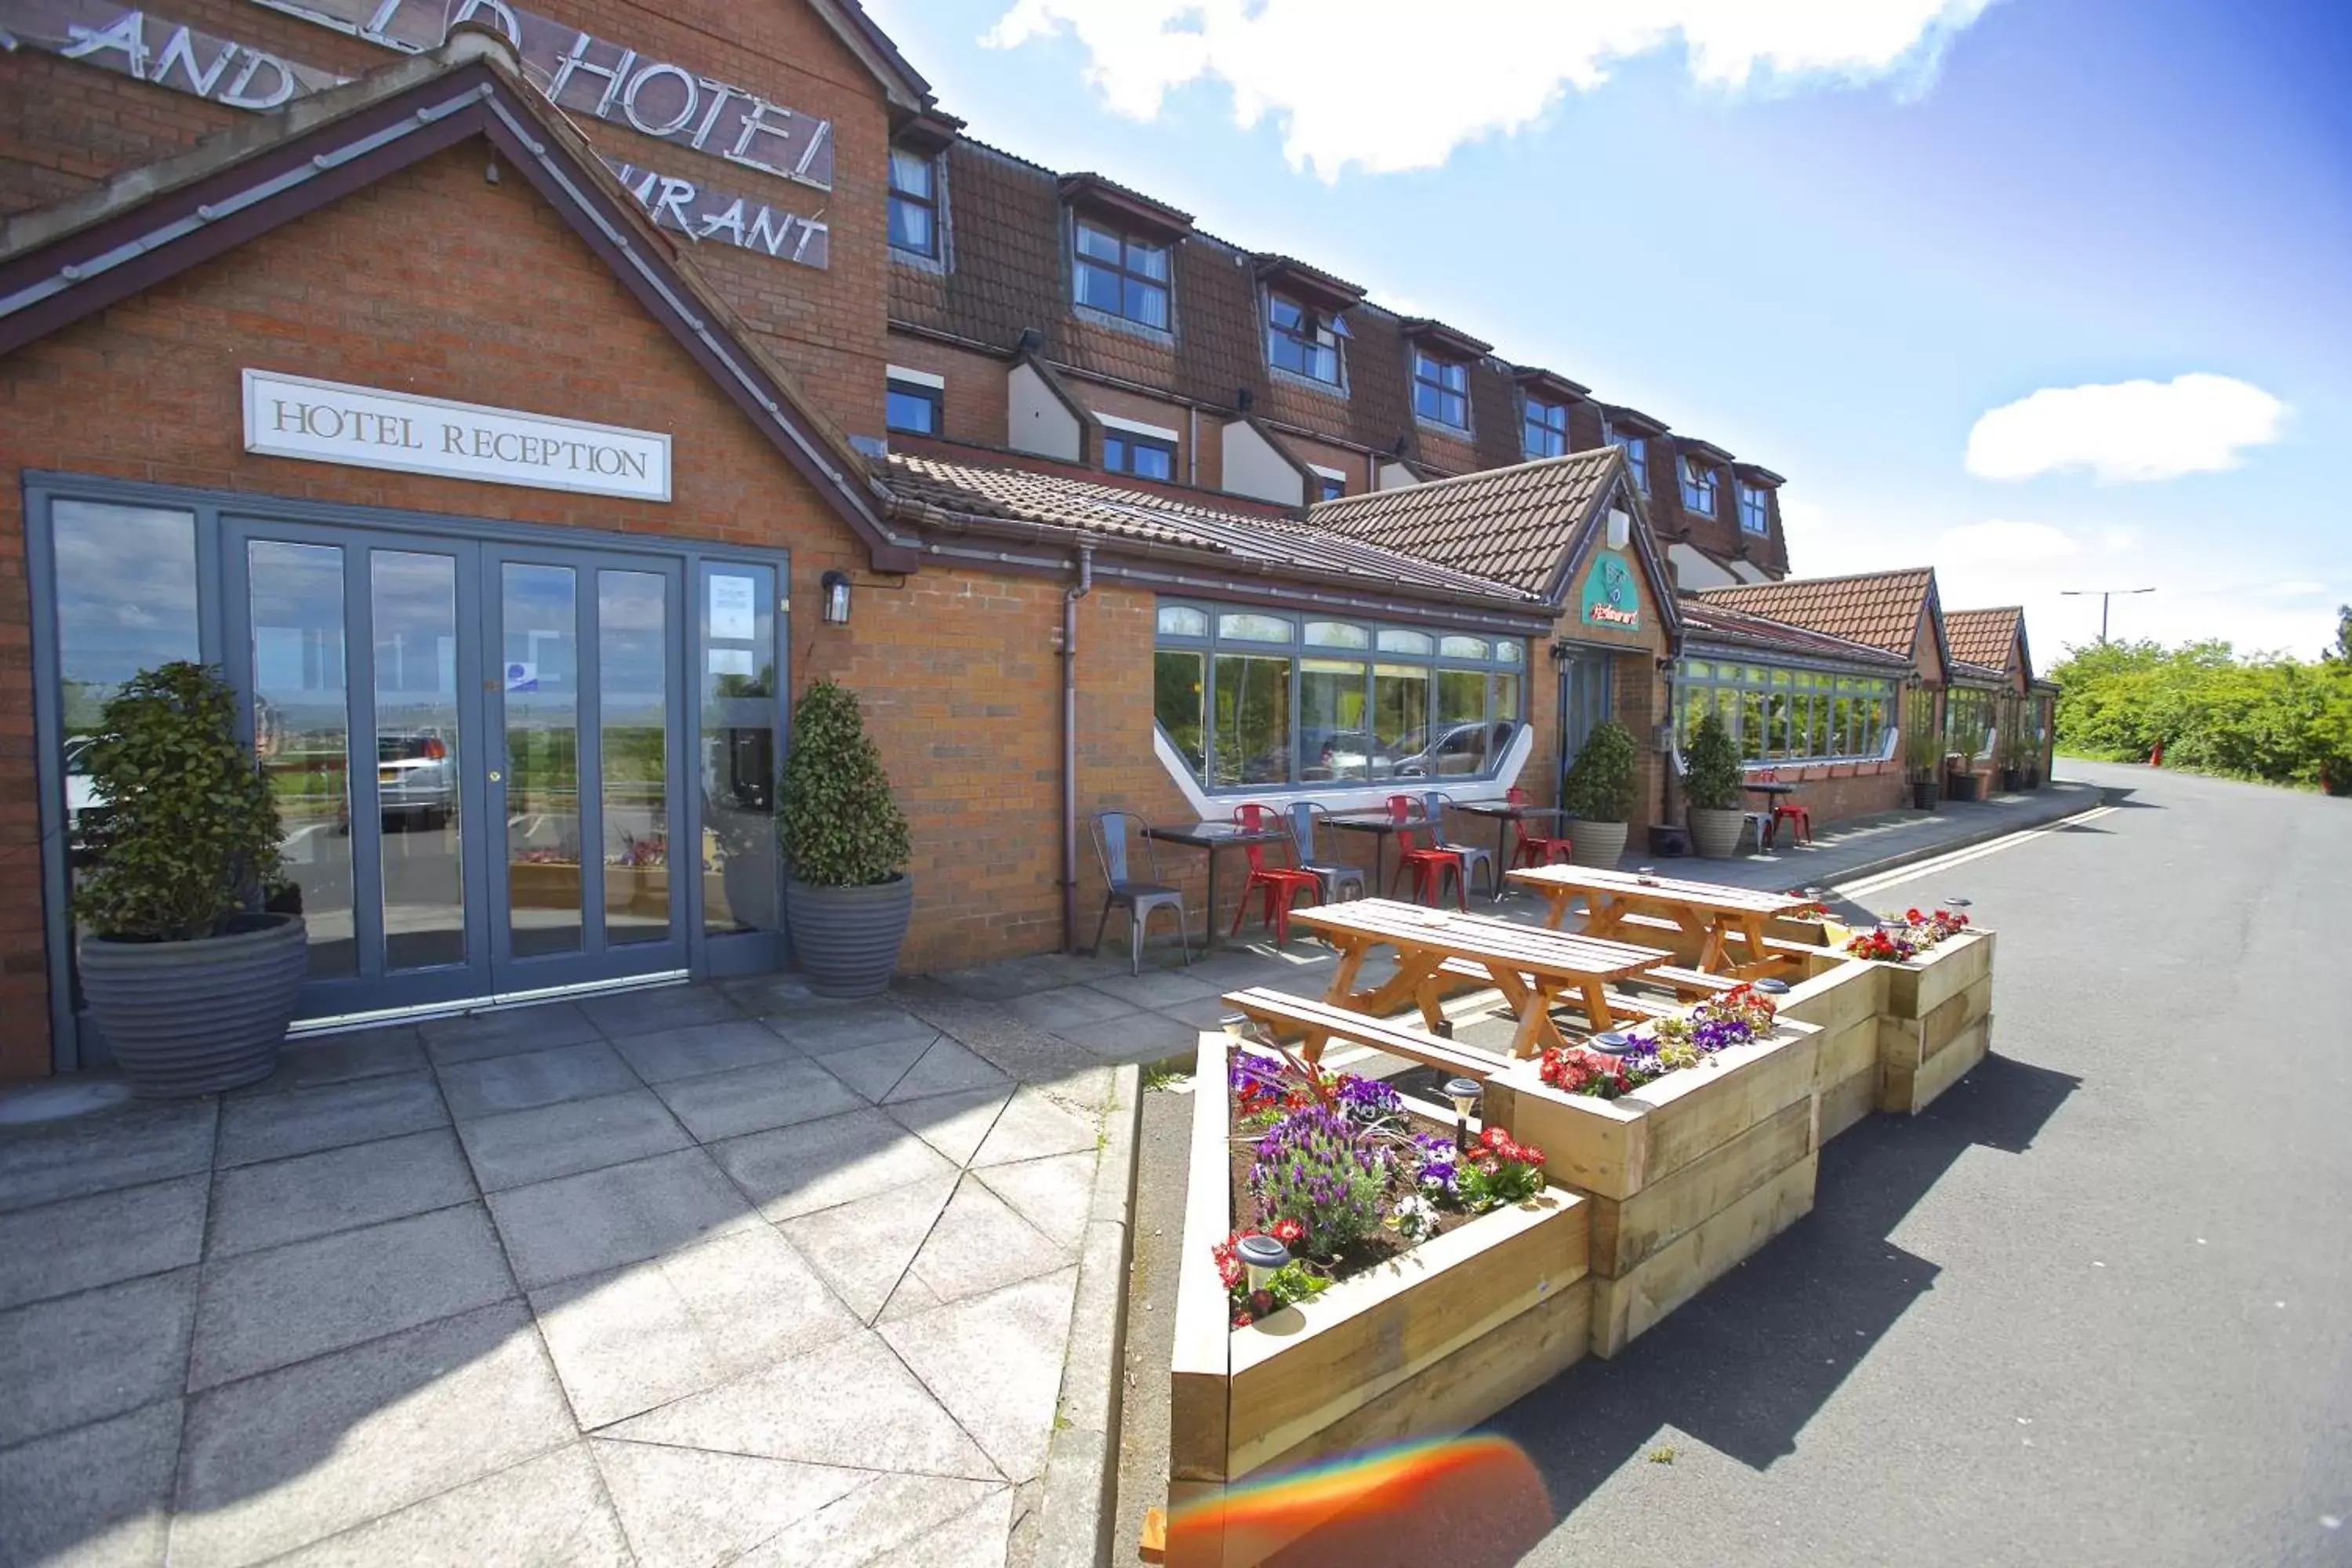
(2325, 604, 2351, 666)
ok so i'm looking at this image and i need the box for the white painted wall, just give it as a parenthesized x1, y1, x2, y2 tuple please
(1150, 726, 1534, 820)
(1220, 419, 1306, 506)
(1729, 558, 1775, 584)
(1668, 541, 1740, 590)
(1007, 361, 1083, 461)
(1376, 460, 1421, 491)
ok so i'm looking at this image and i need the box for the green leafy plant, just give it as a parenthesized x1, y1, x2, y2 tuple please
(1681, 710, 1742, 811)
(1563, 718, 1642, 824)
(74, 662, 285, 942)
(778, 679, 911, 887)
(1903, 691, 1946, 781)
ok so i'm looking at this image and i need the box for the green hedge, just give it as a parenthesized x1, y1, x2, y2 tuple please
(2051, 612, 2352, 793)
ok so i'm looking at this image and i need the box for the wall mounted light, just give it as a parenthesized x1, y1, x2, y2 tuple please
(820, 570, 851, 625)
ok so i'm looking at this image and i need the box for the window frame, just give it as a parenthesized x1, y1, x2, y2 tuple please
(1071, 216, 1172, 332)
(1738, 481, 1771, 536)
(1410, 348, 1470, 430)
(1103, 430, 1178, 483)
(1607, 430, 1648, 494)
(1679, 454, 1719, 517)
(886, 147, 940, 261)
(1674, 657, 1895, 766)
(1266, 292, 1348, 387)
(1523, 396, 1570, 460)
(884, 376, 942, 437)
(1154, 599, 1527, 794)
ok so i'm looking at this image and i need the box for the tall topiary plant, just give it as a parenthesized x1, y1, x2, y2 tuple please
(1563, 719, 1642, 824)
(779, 679, 910, 887)
(1681, 711, 1743, 811)
(76, 661, 285, 942)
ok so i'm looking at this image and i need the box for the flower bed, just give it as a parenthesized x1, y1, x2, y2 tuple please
(1170, 1033, 1590, 1554)
(1483, 988, 1820, 1358)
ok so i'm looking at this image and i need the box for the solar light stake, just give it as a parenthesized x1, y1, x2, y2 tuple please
(1444, 1076, 1482, 1152)
(1235, 1233, 1290, 1294)
(1751, 978, 1790, 996)
(1591, 1031, 1633, 1057)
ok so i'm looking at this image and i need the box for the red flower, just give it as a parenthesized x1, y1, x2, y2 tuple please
(1272, 1218, 1305, 1245)
(1232, 1311, 1253, 1327)
(1250, 1288, 1276, 1315)
(1518, 1143, 1546, 1167)
(1480, 1125, 1510, 1152)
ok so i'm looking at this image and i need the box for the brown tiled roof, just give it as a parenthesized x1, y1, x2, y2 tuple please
(1681, 601, 1915, 671)
(1301, 449, 1621, 596)
(1696, 568, 1938, 659)
(881, 452, 1544, 610)
(1944, 607, 2025, 675)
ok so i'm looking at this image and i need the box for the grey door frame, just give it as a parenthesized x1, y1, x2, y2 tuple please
(1553, 641, 1615, 804)
(25, 472, 791, 1070)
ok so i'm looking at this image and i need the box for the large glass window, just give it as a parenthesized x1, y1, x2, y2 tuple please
(887, 148, 938, 258)
(1946, 686, 1995, 759)
(1679, 455, 1719, 517)
(1412, 349, 1468, 429)
(1739, 482, 1771, 535)
(701, 561, 778, 936)
(1675, 658, 1896, 764)
(1523, 397, 1570, 459)
(1155, 601, 1526, 792)
(1268, 294, 1346, 385)
(1608, 430, 1648, 495)
(1105, 431, 1176, 482)
(1073, 218, 1170, 330)
(885, 377, 942, 436)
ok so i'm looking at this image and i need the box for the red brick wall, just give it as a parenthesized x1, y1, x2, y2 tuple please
(1072, 379, 1210, 490)
(1279, 430, 1370, 498)
(0, 137, 1105, 1076)
(883, 334, 1007, 449)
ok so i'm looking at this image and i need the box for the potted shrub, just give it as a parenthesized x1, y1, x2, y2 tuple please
(1903, 709, 1943, 811)
(779, 679, 913, 997)
(1998, 711, 2032, 793)
(1681, 711, 1744, 858)
(1561, 719, 1640, 868)
(75, 662, 307, 1097)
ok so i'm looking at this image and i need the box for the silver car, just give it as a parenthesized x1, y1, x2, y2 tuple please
(377, 732, 457, 829)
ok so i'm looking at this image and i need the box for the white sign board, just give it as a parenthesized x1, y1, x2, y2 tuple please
(243, 370, 672, 502)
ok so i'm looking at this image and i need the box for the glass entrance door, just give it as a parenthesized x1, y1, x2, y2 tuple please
(1555, 648, 1613, 796)
(223, 523, 688, 1021)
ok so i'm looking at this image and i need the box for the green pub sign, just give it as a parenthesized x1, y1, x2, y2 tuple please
(1579, 550, 1642, 631)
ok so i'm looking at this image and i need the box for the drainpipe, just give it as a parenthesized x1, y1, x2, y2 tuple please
(1061, 545, 1096, 954)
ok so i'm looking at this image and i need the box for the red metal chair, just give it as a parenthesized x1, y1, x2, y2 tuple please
(1505, 786, 1572, 869)
(1759, 769, 1813, 848)
(1230, 802, 1322, 944)
(1385, 794, 1467, 910)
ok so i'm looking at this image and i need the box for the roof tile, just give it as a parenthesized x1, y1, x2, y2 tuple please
(1301, 450, 1621, 595)
(1944, 606, 2025, 673)
(1695, 568, 1937, 659)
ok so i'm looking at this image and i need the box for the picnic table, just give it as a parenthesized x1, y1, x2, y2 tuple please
(1288, 898, 1673, 1058)
(1508, 864, 1820, 976)
(1142, 819, 1290, 951)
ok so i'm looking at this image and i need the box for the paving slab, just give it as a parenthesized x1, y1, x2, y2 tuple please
(735, 1472, 1006, 1568)
(775, 1175, 958, 1323)
(579, 983, 744, 1041)
(817, 1033, 938, 1102)
(889, 984, 1121, 1094)
(887, 1086, 1015, 1166)
(0, 1268, 196, 1448)
(651, 1054, 867, 1144)
(455, 1088, 691, 1193)
(188, 1203, 513, 1390)
(268, 1443, 630, 1568)
(0, 1174, 207, 1310)
(528, 1226, 862, 1429)
(0, 1098, 216, 1212)
(437, 1042, 640, 1122)
(0, 1396, 181, 1568)
(763, 1002, 937, 1054)
(207, 1128, 476, 1258)
(1083, 969, 1221, 1011)
(1048, 1012, 1196, 1067)
(863, 1483, 1015, 1568)
(605, 1018, 799, 1085)
(1005, 985, 1138, 1033)
(215, 1072, 448, 1168)
(602, 1332, 997, 1480)
(973, 1152, 1096, 1250)
(881, 1269, 1080, 1486)
(711, 1107, 960, 1223)
(419, 1002, 601, 1065)
(170, 1301, 574, 1568)
(971, 1089, 1100, 1171)
(487, 1146, 760, 1289)
(589, 1440, 873, 1568)
(236, 1026, 428, 1095)
(907, 1177, 1072, 1307)
(884, 1038, 1012, 1105)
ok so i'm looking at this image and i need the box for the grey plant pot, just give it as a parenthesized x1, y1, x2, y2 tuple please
(80, 914, 307, 1098)
(1687, 808, 1744, 859)
(1567, 819, 1629, 869)
(785, 874, 915, 998)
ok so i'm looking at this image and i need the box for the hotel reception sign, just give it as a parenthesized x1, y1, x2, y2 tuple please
(243, 370, 672, 501)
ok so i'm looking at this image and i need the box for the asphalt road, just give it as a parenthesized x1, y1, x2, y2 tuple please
(1112, 761, 2352, 1566)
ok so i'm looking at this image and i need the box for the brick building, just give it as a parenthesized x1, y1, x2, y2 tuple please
(1, 0, 2027, 1079)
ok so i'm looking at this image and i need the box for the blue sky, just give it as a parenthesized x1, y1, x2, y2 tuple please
(862, 0, 2352, 660)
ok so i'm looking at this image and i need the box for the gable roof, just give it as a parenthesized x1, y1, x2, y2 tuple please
(881, 451, 1551, 625)
(1944, 606, 2031, 680)
(0, 25, 919, 572)
(1697, 568, 1942, 662)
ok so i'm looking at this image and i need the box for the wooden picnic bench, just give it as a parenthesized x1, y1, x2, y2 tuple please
(1220, 986, 1508, 1080)
(1507, 866, 1822, 978)
(1288, 898, 1673, 1058)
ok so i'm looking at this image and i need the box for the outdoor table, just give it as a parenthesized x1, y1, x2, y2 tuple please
(1321, 811, 1410, 900)
(1450, 799, 1571, 879)
(1508, 864, 1820, 977)
(1142, 820, 1291, 951)
(1289, 897, 1674, 1058)
(1744, 779, 1799, 849)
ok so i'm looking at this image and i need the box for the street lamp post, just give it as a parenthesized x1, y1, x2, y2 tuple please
(2059, 586, 2155, 643)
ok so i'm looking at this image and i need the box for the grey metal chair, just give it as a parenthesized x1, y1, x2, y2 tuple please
(1285, 801, 1367, 904)
(1420, 790, 1499, 902)
(1088, 810, 1193, 975)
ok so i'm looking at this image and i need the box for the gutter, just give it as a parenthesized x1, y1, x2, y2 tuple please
(1062, 546, 1095, 953)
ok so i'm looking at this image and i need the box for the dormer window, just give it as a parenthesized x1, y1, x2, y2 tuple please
(887, 149, 938, 259)
(1739, 482, 1771, 535)
(1679, 454, 1719, 517)
(1073, 219, 1170, 330)
(1269, 294, 1346, 385)
(1608, 430, 1649, 494)
(1523, 397, 1570, 459)
(1412, 349, 1468, 430)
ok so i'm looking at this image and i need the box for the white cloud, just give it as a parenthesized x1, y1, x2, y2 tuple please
(1964, 374, 2288, 484)
(1936, 517, 2080, 568)
(984, 1, 1998, 178)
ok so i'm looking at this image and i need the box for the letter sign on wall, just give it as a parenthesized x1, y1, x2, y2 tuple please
(1580, 550, 1642, 631)
(243, 369, 673, 501)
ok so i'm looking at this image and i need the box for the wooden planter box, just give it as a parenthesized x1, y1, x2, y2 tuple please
(1773, 950, 1886, 1142)
(1170, 1036, 1591, 1564)
(1874, 930, 1995, 1114)
(1483, 1020, 1819, 1359)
